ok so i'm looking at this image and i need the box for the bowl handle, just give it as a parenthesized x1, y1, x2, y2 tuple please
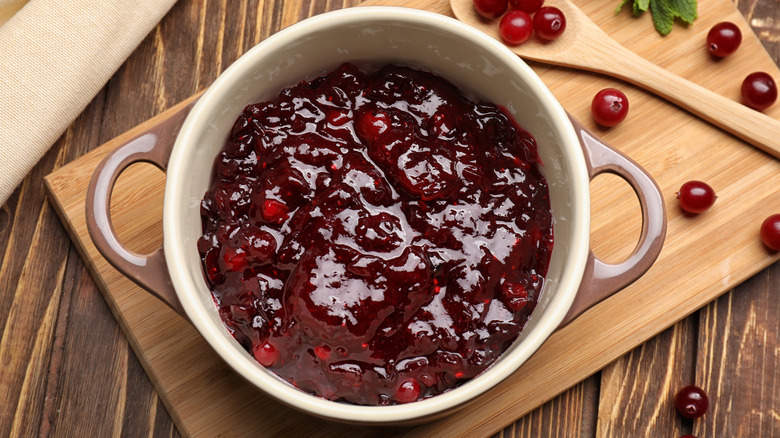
(558, 114, 667, 327)
(85, 99, 198, 316)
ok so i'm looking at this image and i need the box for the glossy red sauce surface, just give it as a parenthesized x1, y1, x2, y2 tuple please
(198, 63, 553, 405)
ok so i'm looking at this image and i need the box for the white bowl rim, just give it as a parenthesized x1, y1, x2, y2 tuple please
(164, 6, 590, 424)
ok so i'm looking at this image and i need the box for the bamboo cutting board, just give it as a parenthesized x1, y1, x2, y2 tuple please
(44, 0, 780, 436)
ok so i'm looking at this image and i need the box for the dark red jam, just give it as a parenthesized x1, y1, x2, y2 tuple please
(198, 63, 553, 405)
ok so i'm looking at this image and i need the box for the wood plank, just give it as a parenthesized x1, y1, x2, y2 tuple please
(10, 86, 176, 438)
(0, 109, 95, 438)
(596, 321, 697, 436)
(696, 261, 780, 437)
(495, 375, 600, 437)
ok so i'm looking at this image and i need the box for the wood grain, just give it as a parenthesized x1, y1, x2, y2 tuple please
(0, 0, 777, 437)
(597, 319, 697, 436)
(494, 375, 600, 437)
(696, 261, 780, 437)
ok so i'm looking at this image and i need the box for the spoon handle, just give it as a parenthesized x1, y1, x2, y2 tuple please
(590, 43, 780, 159)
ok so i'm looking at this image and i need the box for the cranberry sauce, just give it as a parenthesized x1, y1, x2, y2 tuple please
(198, 63, 554, 405)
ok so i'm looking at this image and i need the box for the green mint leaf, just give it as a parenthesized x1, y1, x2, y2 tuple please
(633, 1, 642, 15)
(649, 0, 675, 35)
(635, 0, 651, 13)
(669, 0, 698, 24)
(615, 0, 632, 15)
(617, 0, 697, 35)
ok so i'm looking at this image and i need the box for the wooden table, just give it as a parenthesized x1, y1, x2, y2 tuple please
(1, 0, 777, 436)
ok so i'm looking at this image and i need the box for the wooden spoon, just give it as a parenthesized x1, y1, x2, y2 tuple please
(450, 0, 780, 159)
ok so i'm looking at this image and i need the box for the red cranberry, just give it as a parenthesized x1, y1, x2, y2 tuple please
(707, 22, 741, 57)
(261, 199, 289, 223)
(419, 373, 436, 387)
(499, 10, 534, 45)
(677, 181, 716, 214)
(222, 246, 248, 271)
(253, 341, 279, 367)
(214, 186, 239, 218)
(394, 143, 457, 200)
(760, 214, 780, 251)
(202, 248, 224, 285)
(326, 109, 350, 127)
(741, 72, 778, 111)
(591, 88, 629, 127)
(394, 378, 422, 403)
(675, 385, 709, 419)
(255, 165, 310, 210)
(501, 281, 529, 311)
(431, 111, 455, 138)
(243, 227, 276, 264)
(356, 109, 390, 143)
(314, 345, 331, 360)
(533, 6, 566, 41)
(509, 0, 544, 13)
(473, 0, 508, 19)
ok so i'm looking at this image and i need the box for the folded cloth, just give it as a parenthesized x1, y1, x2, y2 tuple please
(0, 0, 29, 26)
(0, 0, 178, 207)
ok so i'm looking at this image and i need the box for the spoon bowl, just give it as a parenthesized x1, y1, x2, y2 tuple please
(452, 0, 600, 67)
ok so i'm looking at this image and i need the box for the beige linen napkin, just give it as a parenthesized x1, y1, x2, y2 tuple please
(0, 0, 178, 207)
(0, 0, 28, 26)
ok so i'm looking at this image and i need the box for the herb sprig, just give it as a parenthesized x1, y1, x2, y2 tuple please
(616, 0, 698, 35)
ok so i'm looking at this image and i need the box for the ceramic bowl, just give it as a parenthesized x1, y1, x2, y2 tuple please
(86, 6, 665, 425)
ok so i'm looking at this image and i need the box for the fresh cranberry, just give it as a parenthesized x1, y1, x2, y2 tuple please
(707, 22, 741, 57)
(473, 0, 508, 19)
(500, 10, 534, 45)
(533, 6, 566, 41)
(675, 385, 709, 419)
(591, 88, 629, 127)
(509, 0, 544, 13)
(741, 72, 778, 111)
(677, 181, 716, 214)
(760, 214, 780, 251)
(199, 63, 553, 405)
